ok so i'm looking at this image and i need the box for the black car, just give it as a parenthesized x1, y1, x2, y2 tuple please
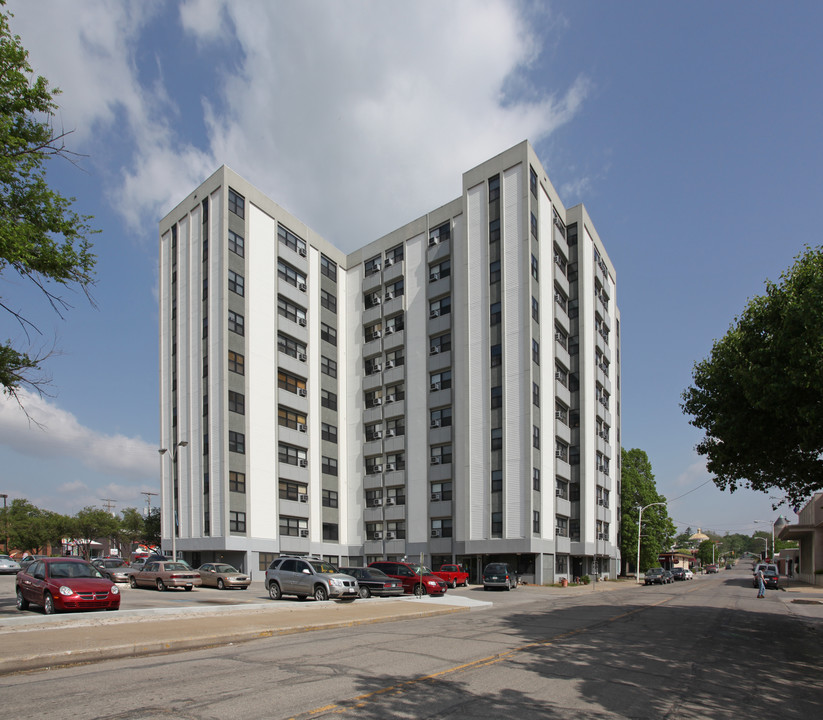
(762, 569, 779, 590)
(339, 567, 404, 598)
(670, 568, 685, 581)
(483, 562, 517, 591)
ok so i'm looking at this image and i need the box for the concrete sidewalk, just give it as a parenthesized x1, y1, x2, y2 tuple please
(0, 595, 489, 676)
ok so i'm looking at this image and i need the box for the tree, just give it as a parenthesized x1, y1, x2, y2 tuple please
(5, 497, 68, 554)
(0, 2, 97, 400)
(112, 507, 144, 559)
(682, 246, 823, 508)
(143, 507, 161, 547)
(620, 448, 676, 574)
(696, 540, 715, 566)
(70, 507, 118, 560)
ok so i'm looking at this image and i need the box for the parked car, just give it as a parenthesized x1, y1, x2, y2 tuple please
(267, 557, 358, 602)
(368, 561, 448, 596)
(762, 569, 780, 590)
(705, 564, 719, 574)
(662, 570, 674, 584)
(644, 568, 667, 585)
(670, 567, 686, 581)
(129, 560, 201, 591)
(752, 564, 779, 588)
(725, 564, 733, 570)
(0, 554, 21, 574)
(91, 558, 134, 583)
(433, 564, 470, 588)
(16, 557, 120, 614)
(198, 563, 250, 590)
(683, 568, 694, 580)
(18, 555, 49, 574)
(482, 562, 518, 591)
(339, 567, 404, 598)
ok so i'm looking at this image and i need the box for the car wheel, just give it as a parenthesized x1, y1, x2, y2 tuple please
(217, 579, 225, 590)
(129, 576, 138, 589)
(359, 585, 371, 599)
(156, 579, 166, 591)
(184, 586, 193, 591)
(16, 588, 29, 611)
(451, 579, 457, 588)
(43, 592, 56, 615)
(268, 583, 282, 600)
(314, 585, 329, 602)
(483, 585, 489, 591)
(413, 583, 424, 597)
(505, 581, 511, 591)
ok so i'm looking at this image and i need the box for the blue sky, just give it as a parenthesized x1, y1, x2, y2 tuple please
(2, 0, 819, 538)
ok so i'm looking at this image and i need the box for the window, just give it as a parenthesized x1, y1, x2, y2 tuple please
(491, 427, 502, 451)
(533, 425, 540, 449)
(490, 302, 501, 325)
(431, 444, 452, 464)
(430, 334, 451, 355)
(322, 489, 338, 508)
(228, 350, 244, 375)
(365, 322, 382, 342)
(278, 259, 306, 289)
(202, 316, 208, 339)
(386, 451, 405, 470)
(431, 481, 453, 501)
(555, 363, 569, 387)
(321, 355, 337, 378)
(323, 523, 339, 542)
(229, 390, 245, 415)
(556, 516, 568, 537)
(430, 296, 451, 318)
(532, 297, 539, 323)
(556, 326, 568, 350)
(533, 467, 540, 491)
(533, 510, 540, 534)
(431, 369, 451, 391)
(533, 382, 540, 407)
(320, 254, 337, 281)
(320, 288, 337, 314)
(555, 402, 568, 425)
(492, 511, 502, 536)
(489, 175, 500, 202)
(228, 310, 244, 336)
(556, 440, 569, 462)
(387, 520, 406, 539)
(321, 322, 337, 346)
(385, 314, 404, 333)
(430, 406, 452, 428)
(491, 385, 502, 409)
(489, 218, 500, 244)
(387, 417, 405, 436)
(278, 333, 307, 360)
(322, 456, 338, 476)
(228, 229, 244, 257)
(228, 188, 245, 218)
(492, 470, 502, 492)
(491, 344, 502, 367)
(431, 518, 453, 538)
(228, 270, 244, 297)
(278, 296, 307, 325)
(430, 221, 451, 244)
(386, 278, 404, 299)
(229, 431, 245, 454)
(386, 349, 404, 368)
(278, 370, 306, 395)
(321, 422, 337, 443)
(386, 244, 403, 264)
(555, 287, 568, 313)
(229, 471, 246, 493)
(229, 511, 246, 533)
(430, 258, 451, 281)
(531, 212, 538, 239)
(280, 516, 308, 537)
(490, 260, 500, 284)
(531, 254, 539, 281)
(279, 443, 307, 466)
(530, 165, 538, 197)
(364, 255, 381, 276)
(279, 480, 307, 501)
(532, 339, 540, 365)
(321, 388, 337, 411)
(278, 224, 307, 255)
(556, 555, 568, 574)
(556, 480, 568, 499)
(386, 486, 406, 505)
(278, 406, 307, 430)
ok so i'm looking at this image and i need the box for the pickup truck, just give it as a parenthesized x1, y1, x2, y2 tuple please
(433, 564, 469, 588)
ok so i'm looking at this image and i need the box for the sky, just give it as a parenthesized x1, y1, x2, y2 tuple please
(1, 0, 820, 540)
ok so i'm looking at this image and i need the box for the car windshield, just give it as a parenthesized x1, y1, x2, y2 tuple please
(49, 562, 102, 579)
(214, 564, 238, 573)
(165, 563, 189, 571)
(367, 568, 389, 578)
(485, 564, 507, 573)
(647, 569, 663, 574)
(309, 561, 339, 574)
(411, 565, 433, 575)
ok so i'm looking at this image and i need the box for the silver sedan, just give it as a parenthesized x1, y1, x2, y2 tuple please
(198, 563, 250, 590)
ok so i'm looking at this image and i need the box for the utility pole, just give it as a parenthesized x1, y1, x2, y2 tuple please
(100, 498, 117, 515)
(141, 491, 158, 516)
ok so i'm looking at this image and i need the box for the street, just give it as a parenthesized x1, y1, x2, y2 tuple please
(0, 567, 821, 719)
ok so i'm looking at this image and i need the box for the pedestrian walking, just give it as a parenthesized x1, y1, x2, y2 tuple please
(756, 566, 765, 598)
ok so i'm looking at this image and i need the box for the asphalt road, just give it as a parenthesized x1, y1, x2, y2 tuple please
(1, 567, 821, 719)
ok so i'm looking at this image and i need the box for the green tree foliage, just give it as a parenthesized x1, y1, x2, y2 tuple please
(70, 507, 119, 560)
(620, 448, 676, 573)
(112, 507, 145, 559)
(696, 539, 715, 565)
(0, 3, 96, 399)
(5, 498, 68, 553)
(143, 507, 161, 546)
(682, 246, 823, 507)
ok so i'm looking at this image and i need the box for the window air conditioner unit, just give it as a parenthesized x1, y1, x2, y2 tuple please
(430, 456, 441, 465)
(385, 326, 394, 335)
(555, 372, 562, 380)
(372, 498, 383, 507)
(598, 533, 605, 540)
(298, 283, 307, 292)
(430, 419, 441, 428)
(385, 291, 394, 301)
(428, 237, 438, 246)
(373, 296, 382, 305)
(555, 449, 563, 458)
(430, 309, 440, 318)
(555, 527, 563, 535)
(298, 247, 307, 257)
(430, 382, 441, 391)
(555, 410, 562, 419)
(431, 528, 441, 537)
(555, 488, 562, 497)
(385, 360, 395, 369)
(598, 498, 605, 506)
(300, 529, 309, 537)
(385, 498, 395, 506)
(385, 428, 395, 437)
(430, 346, 440, 355)
(299, 494, 309, 503)
(374, 464, 383, 473)
(298, 353, 307, 362)
(298, 318, 307, 327)
(429, 272, 440, 282)
(298, 388, 307, 397)
(431, 492, 441, 502)
(384, 257, 394, 267)
(386, 463, 396, 472)
(298, 423, 307, 433)
(372, 330, 382, 339)
(386, 531, 396, 539)
(372, 397, 382, 406)
(386, 394, 396, 403)
(298, 459, 308, 468)
(370, 364, 382, 374)
(372, 531, 382, 540)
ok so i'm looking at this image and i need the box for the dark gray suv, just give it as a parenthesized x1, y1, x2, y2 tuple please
(266, 557, 358, 602)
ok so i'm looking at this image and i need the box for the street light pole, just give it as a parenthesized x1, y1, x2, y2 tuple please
(159, 441, 189, 560)
(636, 501, 667, 584)
(754, 520, 775, 560)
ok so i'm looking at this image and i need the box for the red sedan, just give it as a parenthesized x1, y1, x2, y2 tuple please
(16, 557, 120, 614)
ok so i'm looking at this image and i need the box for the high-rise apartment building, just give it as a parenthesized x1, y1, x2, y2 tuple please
(159, 140, 620, 583)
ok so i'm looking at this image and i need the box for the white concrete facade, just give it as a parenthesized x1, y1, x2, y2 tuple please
(159, 141, 621, 583)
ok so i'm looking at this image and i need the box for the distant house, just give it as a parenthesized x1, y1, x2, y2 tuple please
(777, 493, 823, 586)
(658, 551, 695, 570)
